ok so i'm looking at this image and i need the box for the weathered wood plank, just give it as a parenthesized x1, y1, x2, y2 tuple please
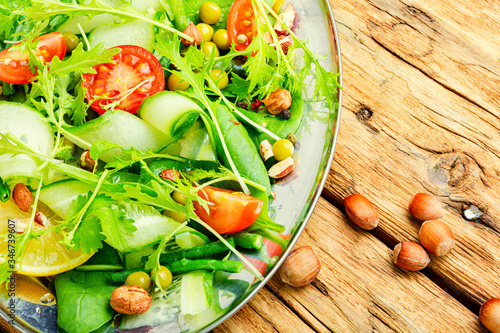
(266, 198, 487, 332)
(323, 0, 500, 308)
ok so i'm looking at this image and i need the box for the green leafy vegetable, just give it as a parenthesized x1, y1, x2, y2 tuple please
(55, 270, 116, 333)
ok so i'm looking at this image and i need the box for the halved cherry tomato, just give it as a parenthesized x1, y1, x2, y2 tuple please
(227, 0, 258, 51)
(193, 186, 263, 234)
(0, 32, 66, 84)
(82, 45, 165, 114)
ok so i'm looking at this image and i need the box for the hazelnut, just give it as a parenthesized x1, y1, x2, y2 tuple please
(393, 241, 430, 271)
(79, 150, 97, 173)
(408, 193, 443, 221)
(268, 157, 295, 178)
(12, 183, 32, 212)
(110, 285, 152, 315)
(181, 22, 202, 46)
(479, 298, 500, 333)
(418, 220, 455, 256)
(263, 89, 292, 115)
(279, 246, 321, 287)
(343, 194, 379, 230)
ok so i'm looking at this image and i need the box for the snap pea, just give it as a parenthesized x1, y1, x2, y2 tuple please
(234, 232, 263, 250)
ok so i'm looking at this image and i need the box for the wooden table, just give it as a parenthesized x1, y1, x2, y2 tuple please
(215, 0, 500, 331)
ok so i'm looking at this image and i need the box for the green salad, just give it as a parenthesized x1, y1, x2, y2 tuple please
(0, 0, 339, 331)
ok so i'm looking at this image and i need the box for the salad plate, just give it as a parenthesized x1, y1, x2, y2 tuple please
(0, 0, 342, 331)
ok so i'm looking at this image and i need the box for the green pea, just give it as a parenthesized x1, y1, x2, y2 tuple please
(210, 69, 228, 90)
(62, 32, 80, 53)
(201, 42, 220, 58)
(125, 271, 152, 292)
(213, 29, 230, 50)
(151, 266, 173, 289)
(196, 23, 214, 42)
(168, 73, 190, 91)
(272, 139, 294, 161)
(199, 1, 221, 25)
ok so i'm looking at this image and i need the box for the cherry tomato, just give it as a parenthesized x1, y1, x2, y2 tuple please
(227, 0, 258, 51)
(193, 186, 263, 234)
(82, 45, 165, 114)
(0, 32, 67, 84)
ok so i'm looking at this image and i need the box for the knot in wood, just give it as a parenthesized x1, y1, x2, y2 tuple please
(356, 106, 373, 122)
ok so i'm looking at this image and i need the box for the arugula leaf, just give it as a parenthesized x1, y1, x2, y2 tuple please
(49, 43, 119, 76)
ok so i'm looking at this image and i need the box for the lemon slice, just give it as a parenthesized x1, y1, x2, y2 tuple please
(0, 199, 93, 276)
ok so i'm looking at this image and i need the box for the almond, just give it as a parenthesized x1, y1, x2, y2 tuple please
(279, 246, 321, 287)
(268, 157, 295, 178)
(343, 194, 379, 230)
(110, 285, 152, 315)
(12, 183, 32, 212)
(393, 241, 430, 271)
(479, 298, 500, 333)
(409, 193, 443, 221)
(181, 22, 202, 46)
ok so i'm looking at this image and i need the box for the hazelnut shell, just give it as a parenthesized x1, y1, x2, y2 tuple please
(480, 298, 500, 333)
(344, 194, 379, 230)
(418, 220, 455, 256)
(393, 241, 430, 271)
(409, 193, 443, 221)
(279, 246, 321, 287)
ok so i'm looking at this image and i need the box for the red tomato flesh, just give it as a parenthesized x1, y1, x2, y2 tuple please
(82, 45, 165, 114)
(193, 186, 264, 234)
(227, 0, 258, 51)
(0, 32, 66, 84)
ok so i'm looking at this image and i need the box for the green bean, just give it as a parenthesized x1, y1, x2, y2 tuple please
(0, 177, 10, 202)
(234, 232, 263, 250)
(110, 268, 144, 284)
(167, 259, 243, 274)
(143, 238, 235, 264)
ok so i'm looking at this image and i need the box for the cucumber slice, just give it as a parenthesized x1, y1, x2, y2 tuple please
(64, 110, 172, 163)
(132, 0, 163, 12)
(39, 179, 94, 219)
(181, 270, 213, 315)
(138, 91, 204, 142)
(57, 14, 120, 34)
(89, 20, 155, 52)
(120, 270, 213, 329)
(120, 278, 183, 329)
(0, 102, 54, 187)
(175, 232, 208, 249)
(121, 203, 193, 253)
(163, 120, 216, 161)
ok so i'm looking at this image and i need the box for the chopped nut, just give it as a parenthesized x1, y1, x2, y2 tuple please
(110, 285, 152, 315)
(278, 35, 293, 54)
(263, 89, 292, 115)
(34, 211, 48, 227)
(274, 3, 299, 35)
(13, 183, 32, 212)
(282, 109, 291, 119)
(79, 150, 97, 173)
(181, 22, 202, 46)
(160, 169, 180, 182)
(11, 218, 30, 233)
(268, 156, 295, 178)
(259, 139, 274, 162)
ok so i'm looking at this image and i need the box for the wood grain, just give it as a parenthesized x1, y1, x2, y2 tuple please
(223, 0, 499, 331)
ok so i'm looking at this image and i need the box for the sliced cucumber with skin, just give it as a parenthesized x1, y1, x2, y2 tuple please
(162, 120, 216, 161)
(0, 102, 54, 187)
(89, 20, 155, 52)
(120, 270, 213, 329)
(57, 14, 120, 34)
(64, 110, 172, 163)
(39, 179, 94, 219)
